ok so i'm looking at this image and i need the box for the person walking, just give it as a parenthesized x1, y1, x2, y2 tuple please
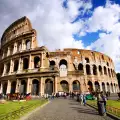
(79, 93, 83, 105)
(101, 92, 107, 113)
(83, 94, 86, 106)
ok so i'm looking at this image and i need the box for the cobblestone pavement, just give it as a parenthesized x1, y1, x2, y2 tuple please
(25, 98, 114, 120)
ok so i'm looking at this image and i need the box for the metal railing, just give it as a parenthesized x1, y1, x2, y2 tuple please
(87, 101, 120, 117)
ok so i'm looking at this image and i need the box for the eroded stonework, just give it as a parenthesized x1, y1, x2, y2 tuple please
(0, 16, 119, 96)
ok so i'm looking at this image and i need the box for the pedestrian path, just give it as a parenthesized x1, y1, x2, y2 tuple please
(25, 98, 114, 120)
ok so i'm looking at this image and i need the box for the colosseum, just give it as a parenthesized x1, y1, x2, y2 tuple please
(0, 16, 119, 97)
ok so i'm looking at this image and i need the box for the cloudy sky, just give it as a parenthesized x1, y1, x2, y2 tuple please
(0, 0, 120, 72)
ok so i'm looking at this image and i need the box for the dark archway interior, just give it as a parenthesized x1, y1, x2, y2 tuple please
(26, 39, 30, 49)
(102, 82, 105, 92)
(95, 81, 100, 91)
(104, 66, 107, 75)
(45, 79, 53, 95)
(11, 81, 16, 94)
(86, 65, 91, 75)
(3, 83, 7, 95)
(1, 64, 4, 75)
(93, 65, 97, 75)
(72, 80, 80, 91)
(99, 65, 102, 75)
(85, 57, 89, 63)
(60, 80, 69, 92)
(78, 63, 83, 70)
(23, 58, 29, 69)
(88, 81, 93, 92)
(50, 60, 55, 70)
(34, 56, 40, 68)
(20, 80, 27, 95)
(14, 60, 19, 71)
(32, 79, 39, 95)
(6, 62, 10, 73)
(59, 59, 67, 67)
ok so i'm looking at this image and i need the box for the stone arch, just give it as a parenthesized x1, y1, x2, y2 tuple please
(108, 68, 111, 77)
(3, 82, 7, 95)
(107, 82, 110, 92)
(102, 82, 106, 93)
(26, 39, 31, 50)
(34, 56, 40, 68)
(99, 65, 102, 75)
(20, 80, 27, 95)
(87, 81, 93, 92)
(72, 80, 80, 92)
(31, 79, 39, 95)
(78, 63, 83, 71)
(49, 60, 56, 70)
(86, 64, 91, 75)
(85, 57, 90, 63)
(104, 66, 107, 75)
(1, 64, 4, 75)
(6, 62, 10, 74)
(23, 58, 29, 70)
(45, 79, 53, 95)
(11, 81, 16, 94)
(93, 64, 97, 75)
(107, 62, 109, 66)
(14, 60, 19, 72)
(94, 81, 100, 91)
(60, 80, 69, 93)
(10, 44, 14, 55)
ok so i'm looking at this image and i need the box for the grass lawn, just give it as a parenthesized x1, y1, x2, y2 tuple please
(87, 100, 120, 117)
(0, 99, 48, 119)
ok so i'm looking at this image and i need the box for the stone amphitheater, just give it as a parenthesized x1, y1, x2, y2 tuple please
(0, 16, 119, 96)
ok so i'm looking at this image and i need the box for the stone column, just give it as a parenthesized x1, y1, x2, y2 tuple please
(99, 82, 102, 92)
(27, 78, 31, 94)
(90, 65, 93, 75)
(83, 65, 86, 75)
(18, 58, 23, 73)
(97, 66, 99, 76)
(40, 52, 45, 68)
(7, 47, 10, 56)
(0, 82, 3, 94)
(13, 42, 17, 54)
(29, 55, 32, 70)
(6, 80, 11, 94)
(22, 40, 25, 51)
(92, 82, 95, 91)
(2, 64, 6, 76)
(55, 76, 58, 94)
(104, 83, 107, 92)
(15, 79, 20, 93)
(9, 59, 14, 74)
(40, 77, 44, 96)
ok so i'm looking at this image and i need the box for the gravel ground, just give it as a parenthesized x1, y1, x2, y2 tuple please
(25, 98, 114, 120)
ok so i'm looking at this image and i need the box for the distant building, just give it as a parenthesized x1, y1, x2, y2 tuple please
(0, 16, 119, 96)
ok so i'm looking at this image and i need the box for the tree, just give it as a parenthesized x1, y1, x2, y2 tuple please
(116, 73, 120, 88)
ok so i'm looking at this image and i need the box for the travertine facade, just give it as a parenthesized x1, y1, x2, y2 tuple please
(0, 16, 119, 96)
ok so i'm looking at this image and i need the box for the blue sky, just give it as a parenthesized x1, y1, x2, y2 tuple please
(0, 0, 120, 72)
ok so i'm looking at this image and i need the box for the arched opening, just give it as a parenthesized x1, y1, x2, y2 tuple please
(20, 80, 27, 95)
(23, 58, 29, 70)
(102, 55, 104, 60)
(45, 79, 53, 95)
(108, 68, 111, 77)
(86, 64, 91, 75)
(3, 82, 7, 95)
(72, 80, 80, 92)
(49, 60, 55, 70)
(93, 65, 97, 75)
(111, 69, 113, 77)
(0, 64, 4, 75)
(34, 56, 40, 68)
(14, 60, 19, 72)
(78, 63, 83, 70)
(31, 79, 39, 95)
(99, 65, 102, 75)
(60, 80, 69, 92)
(107, 83, 110, 92)
(26, 39, 31, 50)
(59, 59, 67, 68)
(111, 83, 114, 93)
(6, 62, 10, 74)
(114, 83, 116, 92)
(87, 81, 93, 92)
(107, 62, 109, 66)
(104, 66, 107, 75)
(102, 82, 106, 93)
(11, 81, 16, 94)
(10, 45, 14, 55)
(85, 57, 89, 63)
(94, 81, 100, 91)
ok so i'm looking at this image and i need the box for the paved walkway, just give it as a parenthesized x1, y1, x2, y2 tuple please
(25, 98, 114, 120)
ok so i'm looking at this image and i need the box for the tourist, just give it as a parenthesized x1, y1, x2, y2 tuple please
(83, 94, 86, 106)
(79, 93, 83, 105)
(101, 92, 107, 112)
